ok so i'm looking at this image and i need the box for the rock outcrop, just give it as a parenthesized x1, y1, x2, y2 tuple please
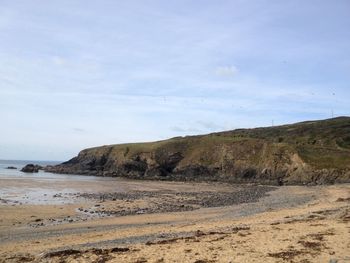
(21, 164, 43, 173)
(45, 117, 350, 185)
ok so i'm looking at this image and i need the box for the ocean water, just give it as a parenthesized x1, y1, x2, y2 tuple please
(0, 159, 115, 181)
(0, 159, 117, 204)
(0, 159, 61, 178)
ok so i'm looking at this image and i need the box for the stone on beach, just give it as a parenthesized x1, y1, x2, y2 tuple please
(21, 164, 43, 173)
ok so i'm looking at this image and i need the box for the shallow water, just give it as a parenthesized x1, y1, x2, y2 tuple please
(0, 160, 120, 205)
(0, 159, 109, 180)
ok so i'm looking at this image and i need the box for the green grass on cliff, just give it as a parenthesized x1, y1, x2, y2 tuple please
(82, 117, 350, 170)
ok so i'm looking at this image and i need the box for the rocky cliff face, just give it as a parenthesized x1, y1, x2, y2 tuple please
(45, 117, 350, 185)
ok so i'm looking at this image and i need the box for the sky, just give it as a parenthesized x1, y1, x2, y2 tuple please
(0, 0, 349, 161)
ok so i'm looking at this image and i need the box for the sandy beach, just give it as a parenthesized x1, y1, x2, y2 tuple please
(2, 0, 350, 261)
(0, 174, 349, 263)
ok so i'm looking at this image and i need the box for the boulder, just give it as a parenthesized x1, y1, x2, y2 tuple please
(21, 164, 43, 173)
(6, 166, 17, 169)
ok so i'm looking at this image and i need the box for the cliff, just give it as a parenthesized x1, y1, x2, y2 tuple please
(46, 117, 350, 185)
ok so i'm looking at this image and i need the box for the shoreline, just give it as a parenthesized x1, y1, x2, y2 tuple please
(0, 176, 349, 263)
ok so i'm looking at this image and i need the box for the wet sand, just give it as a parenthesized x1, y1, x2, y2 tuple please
(0, 177, 349, 263)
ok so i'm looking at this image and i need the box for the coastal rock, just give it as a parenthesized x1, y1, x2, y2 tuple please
(21, 164, 43, 173)
(6, 166, 17, 169)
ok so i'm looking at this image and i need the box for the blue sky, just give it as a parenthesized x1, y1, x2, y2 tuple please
(0, 0, 349, 160)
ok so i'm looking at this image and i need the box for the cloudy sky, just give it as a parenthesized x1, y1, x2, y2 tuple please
(0, 0, 349, 160)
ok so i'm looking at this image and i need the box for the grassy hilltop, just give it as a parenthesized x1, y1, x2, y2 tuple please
(46, 117, 350, 185)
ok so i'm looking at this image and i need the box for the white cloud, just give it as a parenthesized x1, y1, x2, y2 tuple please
(170, 126, 201, 133)
(52, 56, 66, 66)
(215, 65, 239, 77)
(196, 120, 224, 131)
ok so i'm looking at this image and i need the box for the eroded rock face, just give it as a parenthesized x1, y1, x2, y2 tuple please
(44, 117, 350, 185)
(21, 164, 42, 173)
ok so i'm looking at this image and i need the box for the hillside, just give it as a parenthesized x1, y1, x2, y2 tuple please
(45, 117, 350, 185)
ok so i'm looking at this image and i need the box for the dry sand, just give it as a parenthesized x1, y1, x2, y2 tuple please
(0, 178, 349, 263)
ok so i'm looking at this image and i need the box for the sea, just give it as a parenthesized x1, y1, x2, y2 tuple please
(0, 159, 115, 205)
(0, 159, 61, 178)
